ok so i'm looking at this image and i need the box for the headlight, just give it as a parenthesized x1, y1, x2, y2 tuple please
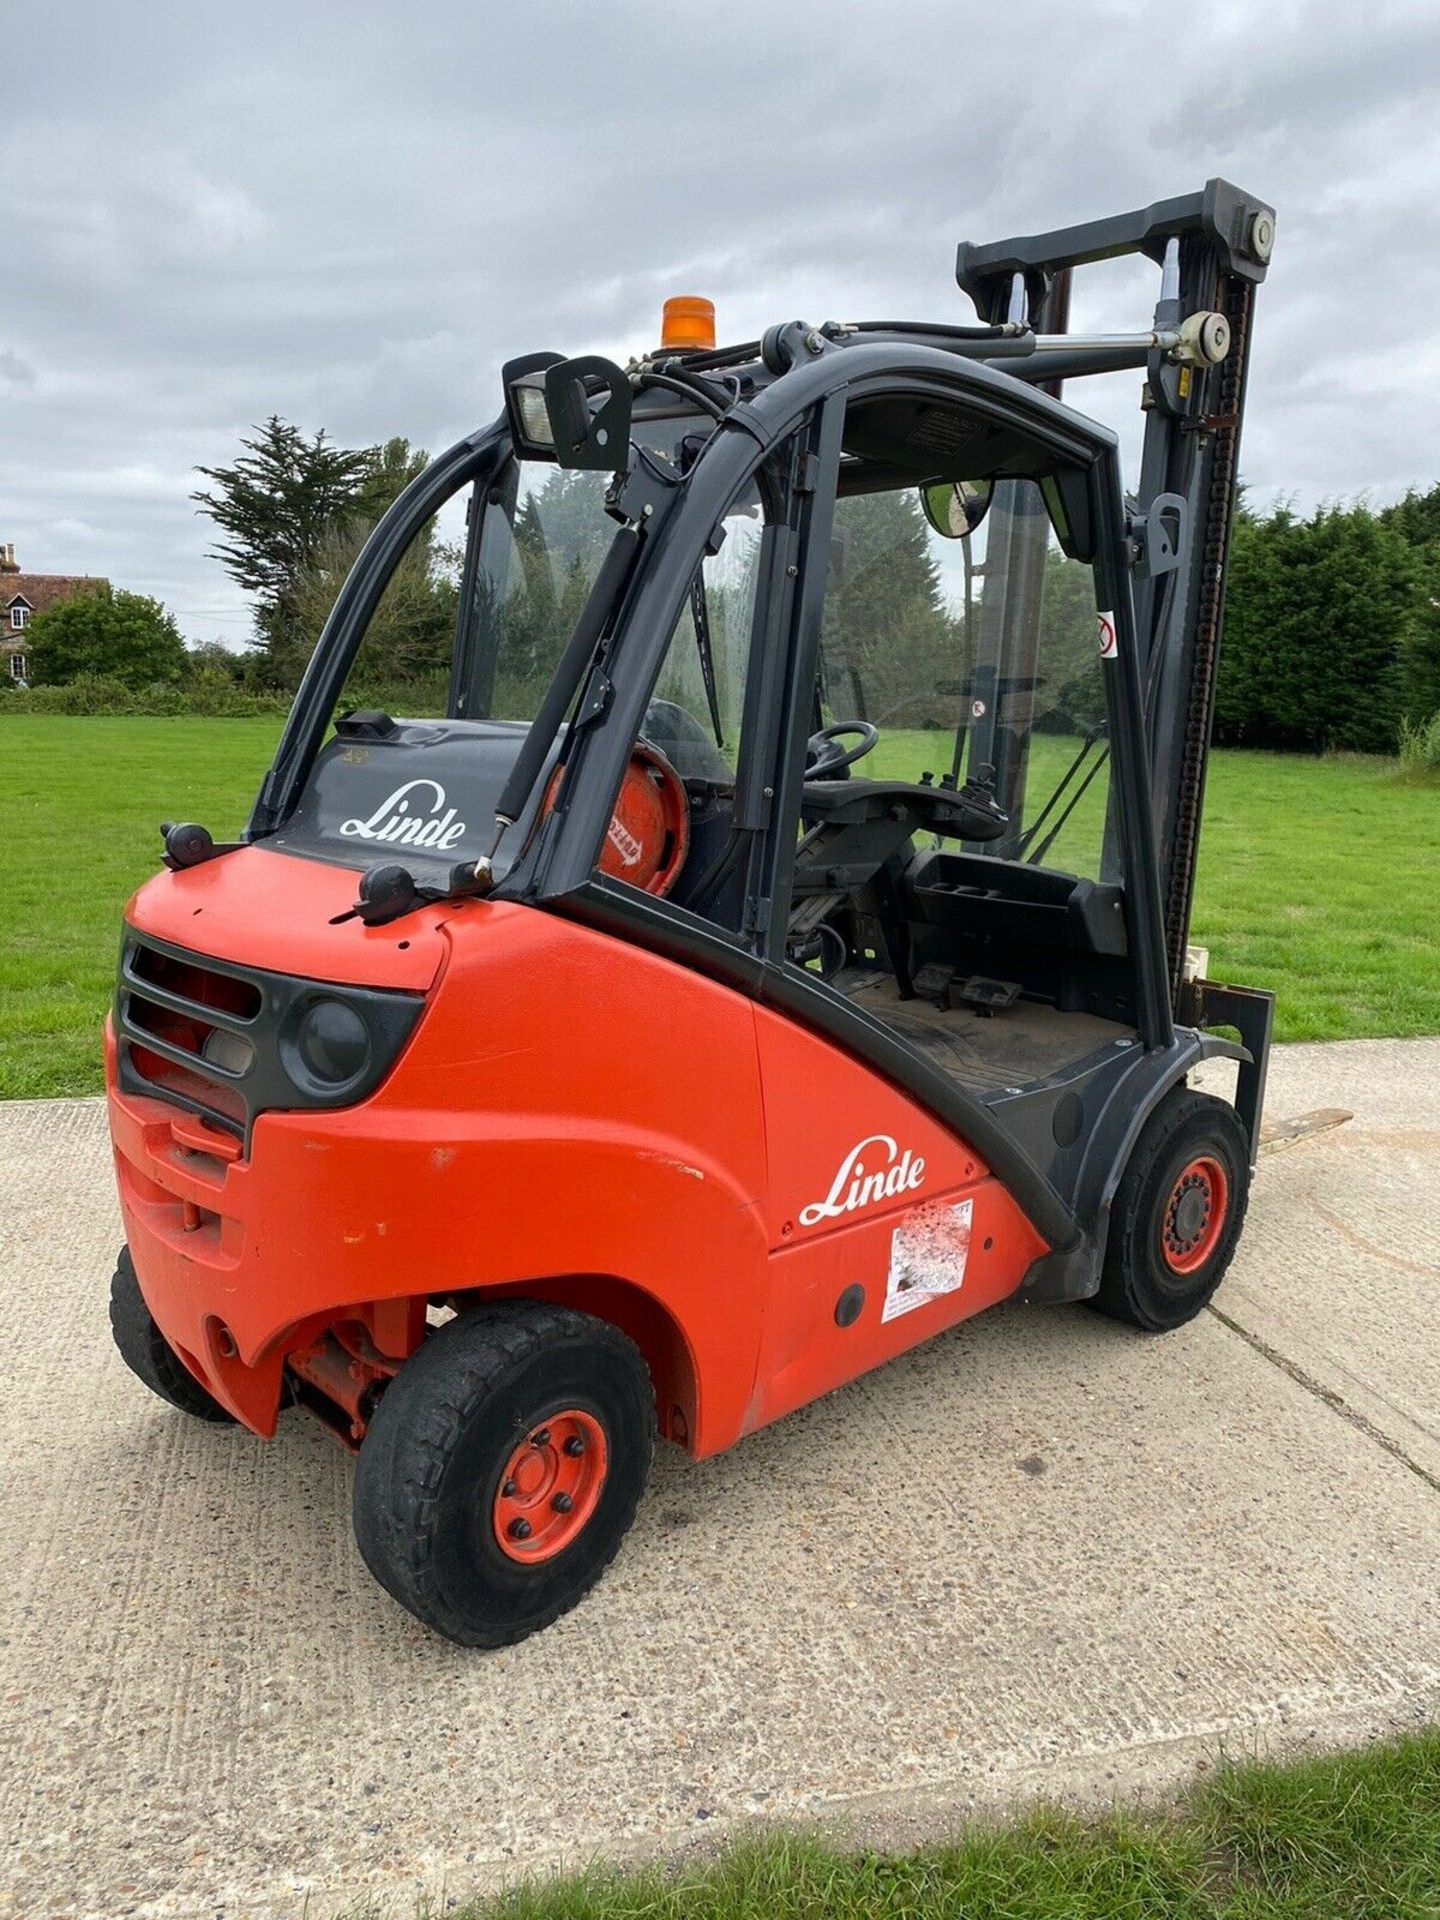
(293, 998, 372, 1087)
(513, 382, 554, 447)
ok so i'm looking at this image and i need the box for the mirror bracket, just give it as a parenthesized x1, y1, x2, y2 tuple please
(543, 356, 633, 471)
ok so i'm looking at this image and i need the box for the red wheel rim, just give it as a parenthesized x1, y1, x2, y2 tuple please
(1160, 1155, 1228, 1275)
(492, 1410, 608, 1563)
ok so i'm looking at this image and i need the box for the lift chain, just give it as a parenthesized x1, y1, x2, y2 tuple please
(1165, 271, 1252, 1003)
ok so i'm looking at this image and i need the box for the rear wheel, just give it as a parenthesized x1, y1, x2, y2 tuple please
(352, 1302, 653, 1647)
(109, 1246, 235, 1422)
(1090, 1088, 1250, 1332)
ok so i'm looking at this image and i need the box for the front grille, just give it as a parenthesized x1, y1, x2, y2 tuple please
(118, 938, 264, 1137)
(115, 930, 425, 1147)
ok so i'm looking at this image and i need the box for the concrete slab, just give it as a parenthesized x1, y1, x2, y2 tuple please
(1196, 1037, 1440, 1483)
(1, 1041, 1437, 1920)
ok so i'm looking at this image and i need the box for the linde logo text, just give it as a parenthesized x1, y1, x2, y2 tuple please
(799, 1134, 926, 1228)
(339, 780, 468, 852)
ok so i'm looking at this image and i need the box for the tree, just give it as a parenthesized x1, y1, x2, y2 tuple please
(26, 588, 187, 689)
(1033, 542, 1106, 734)
(1380, 484, 1440, 551)
(186, 641, 244, 683)
(1399, 580, 1440, 724)
(358, 435, 429, 525)
(823, 489, 956, 728)
(292, 520, 459, 694)
(1379, 484, 1440, 722)
(481, 469, 613, 716)
(192, 418, 418, 690)
(1216, 502, 1419, 752)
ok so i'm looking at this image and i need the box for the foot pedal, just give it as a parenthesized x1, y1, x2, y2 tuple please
(912, 962, 956, 1008)
(955, 975, 1022, 1017)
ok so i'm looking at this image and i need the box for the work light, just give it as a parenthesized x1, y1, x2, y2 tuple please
(512, 380, 554, 449)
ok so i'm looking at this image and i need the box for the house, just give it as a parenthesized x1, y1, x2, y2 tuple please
(2, 544, 110, 684)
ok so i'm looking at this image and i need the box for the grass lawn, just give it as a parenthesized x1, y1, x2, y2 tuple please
(444, 1729, 1440, 1917)
(1, 715, 1436, 1098)
(2, 717, 282, 1100)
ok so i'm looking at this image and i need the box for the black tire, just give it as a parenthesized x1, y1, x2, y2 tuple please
(1090, 1087, 1250, 1332)
(109, 1246, 235, 1422)
(353, 1303, 654, 1647)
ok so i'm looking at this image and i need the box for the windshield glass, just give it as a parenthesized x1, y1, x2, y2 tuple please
(817, 477, 1115, 880)
(459, 464, 613, 722)
(455, 408, 708, 725)
(272, 407, 715, 889)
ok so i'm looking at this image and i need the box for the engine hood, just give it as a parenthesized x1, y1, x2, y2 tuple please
(126, 844, 458, 991)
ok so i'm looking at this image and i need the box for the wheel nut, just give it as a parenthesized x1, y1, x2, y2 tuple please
(531, 1428, 550, 1447)
(563, 1435, 585, 1456)
(507, 1517, 532, 1541)
(501, 1478, 517, 1497)
(552, 1492, 573, 1512)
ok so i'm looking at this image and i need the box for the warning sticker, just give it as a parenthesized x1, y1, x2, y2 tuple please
(883, 1198, 974, 1323)
(1097, 609, 1118, 660)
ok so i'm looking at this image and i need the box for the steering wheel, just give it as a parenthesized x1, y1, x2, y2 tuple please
(805, 721, 879, 780)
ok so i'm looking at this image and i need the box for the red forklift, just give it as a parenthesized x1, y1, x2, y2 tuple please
(108, 181, 1277, 1645)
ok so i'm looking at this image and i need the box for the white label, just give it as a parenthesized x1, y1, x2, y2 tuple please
(339, 779, 468, 852)
(798, 1133, 926, 1229)
(1097, 610, 1118, 660)
(883, 1198, 974, 1322)
(606, 814, 644, 868)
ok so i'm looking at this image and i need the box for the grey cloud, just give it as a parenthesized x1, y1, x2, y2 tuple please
(2, 0, 1439, 643)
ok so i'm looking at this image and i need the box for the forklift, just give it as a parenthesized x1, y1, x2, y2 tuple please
(107, 180, 1277, 1645)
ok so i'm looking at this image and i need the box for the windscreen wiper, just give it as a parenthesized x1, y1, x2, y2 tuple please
(689, 572, 725, 748)
(1016, 722, 1109, 865)
(334, 525, 645, 928)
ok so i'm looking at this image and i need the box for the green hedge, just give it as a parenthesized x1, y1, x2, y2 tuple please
(0, 672, 452, 720)
(0, 673, 290, 717)
(1214, 492, 1440, 754)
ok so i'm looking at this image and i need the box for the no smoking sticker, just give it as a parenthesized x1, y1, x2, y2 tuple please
(1097, 610, 1118, 660)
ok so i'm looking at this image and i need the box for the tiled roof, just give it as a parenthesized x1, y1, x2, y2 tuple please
(2, 572, 109, 617)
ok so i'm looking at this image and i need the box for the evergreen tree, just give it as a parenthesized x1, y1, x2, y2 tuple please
(1379, 484, 1440, 722)
(1033, 543, 1106, 734)
(823, 489, 956, 727)
(193, 420, 434, 691)
(484, 470, 611, 715)
(1400, 578, 1440, 724)
(1216, 503, 1419, 752)
(1380, 484, 1440, 550)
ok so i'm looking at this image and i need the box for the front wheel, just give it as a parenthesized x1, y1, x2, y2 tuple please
(1090, 1088, 1250, 1332)
(109, 1246, 235, 1422)
(352, 1302, 654, 1647)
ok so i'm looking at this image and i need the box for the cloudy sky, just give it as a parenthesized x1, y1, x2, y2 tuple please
(3, 0, 1438, 647)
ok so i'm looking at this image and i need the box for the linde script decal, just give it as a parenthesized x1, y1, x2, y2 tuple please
(798, 1133, 926, 1228)
(339, 780, 468, 852)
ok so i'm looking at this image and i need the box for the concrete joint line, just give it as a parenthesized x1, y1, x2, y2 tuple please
(1207, 1303, 1440, 1497)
